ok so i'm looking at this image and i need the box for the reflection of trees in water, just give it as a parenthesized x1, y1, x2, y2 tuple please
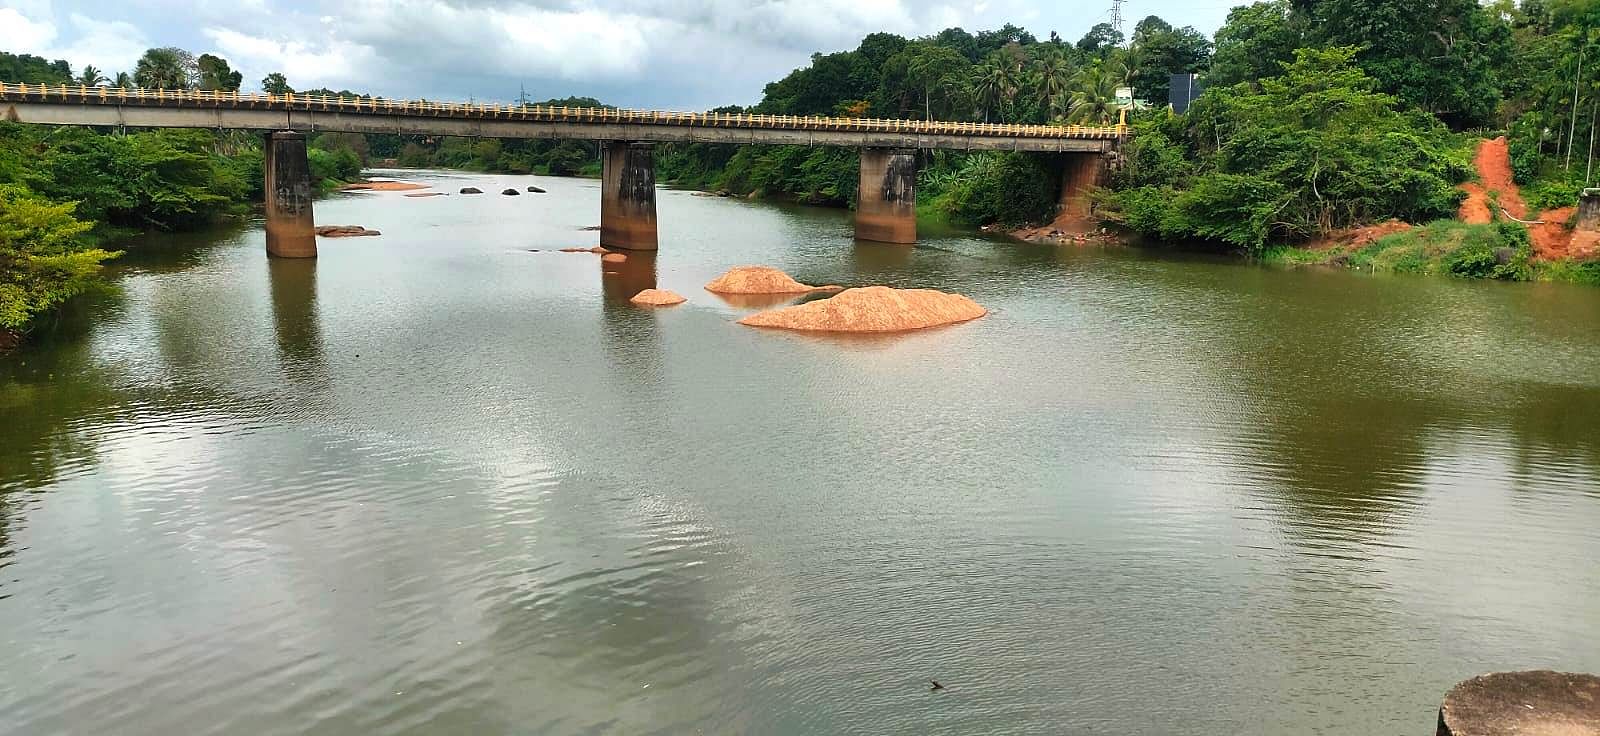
(1502, 382, 1600, 496)
(0, 326, 125, 552)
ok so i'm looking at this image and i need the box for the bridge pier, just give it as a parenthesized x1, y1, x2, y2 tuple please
(264, 131, 317, 258)
(856, 148, 917, 244)
(1059, 152, 1107, 220)
(600, 141, 658, 251)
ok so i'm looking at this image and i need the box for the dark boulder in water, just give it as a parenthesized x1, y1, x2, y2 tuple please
(527, 185, 547, 193)
(460, 187, 483, 194)
(502, 188, 521, 196)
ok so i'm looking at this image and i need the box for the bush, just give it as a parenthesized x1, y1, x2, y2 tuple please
(1349, 220, 1532, 280)
(925, 152, 1055, 226)
(0, 184, 120, 331)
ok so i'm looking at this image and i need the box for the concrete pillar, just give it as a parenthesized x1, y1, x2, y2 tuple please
(600, 141, 658, 251)
(856, 147, 917, 244)
(264, 132, 316, 258)
(1578, 188, 1600, 231)
(1059, 153, 1107, 220)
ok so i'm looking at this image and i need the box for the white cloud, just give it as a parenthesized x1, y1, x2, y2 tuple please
(52, 14, 149, 74)
(0, 7, 59, 51)
(203, 27, 381, 92)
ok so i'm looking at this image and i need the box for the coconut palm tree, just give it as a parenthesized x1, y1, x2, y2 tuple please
(1031, 49, 1074, 117)
(1064, 61, 1122, 125)
(76, 65, 106, 86)
(113, 72, 133, 89)
(973, 61, 1009, 123)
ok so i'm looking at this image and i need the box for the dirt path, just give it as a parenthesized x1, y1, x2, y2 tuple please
(1464, 137, 1527, 221)
(1463, 137, 1585, 258)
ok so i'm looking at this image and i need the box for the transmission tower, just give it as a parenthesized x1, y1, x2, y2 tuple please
(1110, 0, 1126, 36)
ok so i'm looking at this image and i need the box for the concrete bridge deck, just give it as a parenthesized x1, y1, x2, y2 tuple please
(0, 83, 1123, 153)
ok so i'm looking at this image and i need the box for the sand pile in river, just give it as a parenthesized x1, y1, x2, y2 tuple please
(738, 286, 985, 333)
(704, 266, 839, 294)
(341, 181, 429, 192)
(630, 289, 687, 306)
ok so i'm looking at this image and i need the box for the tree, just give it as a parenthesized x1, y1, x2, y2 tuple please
(197, 54, 242, 92)
(1077, 23, 1125, 56)
(973, 61, 1013, 122)
(1129, 20, 1213, 105)
(75, 66, 106, 87)
(1210, 1, 1308, 87)
(133, 48, 193, 89)
(1031, 48, 1076, 118)
(905, 44, 973, 120)
(1309, 0, 1512, 126)
(113, 72, 133, 89)
(1065, 60, 1123, 124)
(0, 52, 72, 84)
(0, 184, 118, 332)
(1105, 47, 1468, 249)
(261, 72, 293, 94)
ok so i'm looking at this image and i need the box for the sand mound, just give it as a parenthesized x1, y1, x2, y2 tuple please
(705, 266, 839, 294)
(738, 286, 985, 333)
(630, 289, 687, 307)
(315, 225, 380, 238)
(602, 253, 627, 263)
(342, 181, 429, 192)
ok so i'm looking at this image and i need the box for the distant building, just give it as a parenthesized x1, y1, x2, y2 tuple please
(1170, 74, 1205, 114)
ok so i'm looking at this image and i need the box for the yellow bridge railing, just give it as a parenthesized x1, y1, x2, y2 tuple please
(0, 82, 1129, 140)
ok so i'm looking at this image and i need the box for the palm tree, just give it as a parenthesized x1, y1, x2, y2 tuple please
(1065, 61, 1122, 125)
(113, 72, 133, 89)
(133, 48, 191, 90)
(973, 62, 1008, 123)
(1032, 50, 1074, 117)
(76, 65, 106, 86)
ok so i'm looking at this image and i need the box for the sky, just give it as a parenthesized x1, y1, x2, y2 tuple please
(0, 0, 1236, 109)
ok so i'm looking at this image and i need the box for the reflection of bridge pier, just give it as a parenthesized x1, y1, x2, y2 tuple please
(266, 256, 324, 371)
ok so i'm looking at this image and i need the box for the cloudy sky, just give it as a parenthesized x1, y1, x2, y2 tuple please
(1, 0, 1234, 108)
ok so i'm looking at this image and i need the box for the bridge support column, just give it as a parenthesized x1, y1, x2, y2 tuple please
(1059, 153, 1107, 220)
(600, 141, 658, 251)
(264, 131, 316, 258)
(856, 148, 917, 244)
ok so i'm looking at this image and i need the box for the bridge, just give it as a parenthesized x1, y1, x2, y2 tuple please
(0, 82, 1126, 256)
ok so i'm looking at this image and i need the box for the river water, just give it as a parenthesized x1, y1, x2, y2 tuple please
(2, 169, 1598, 735)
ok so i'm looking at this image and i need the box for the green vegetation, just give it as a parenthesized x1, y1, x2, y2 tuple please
(0, 185, 119, 339)
(1103, 47, 1471, 251)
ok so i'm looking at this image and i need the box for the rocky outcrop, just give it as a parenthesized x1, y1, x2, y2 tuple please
(738, 286, 985, 333)
(460, 187, 483, 194)
(601, 253, 627, 263)
(630, 289, 687, 307)
(315, 225, 381, 238)
(704, 266, 840, 294)
(527, 185, 547, 193)
(502, 188, 521, 196)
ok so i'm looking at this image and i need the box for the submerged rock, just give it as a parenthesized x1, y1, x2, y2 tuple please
(630, 289, 687, 307)
(460, 187, 483, 194)
(404, 192, 447, 198)
(315, 225, 381, 238)
(601, 253, 627, 263)
(738, 286, 985, 333)
(502, 188, 521, 196)
(527, 185, 547, 193)
(704, 266, 839, 295)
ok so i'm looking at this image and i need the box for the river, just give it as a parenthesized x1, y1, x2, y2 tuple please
(2, 168, 1598, 735)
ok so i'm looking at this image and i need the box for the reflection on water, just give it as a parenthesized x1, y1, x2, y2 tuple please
(1, 169, 1598, 736)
